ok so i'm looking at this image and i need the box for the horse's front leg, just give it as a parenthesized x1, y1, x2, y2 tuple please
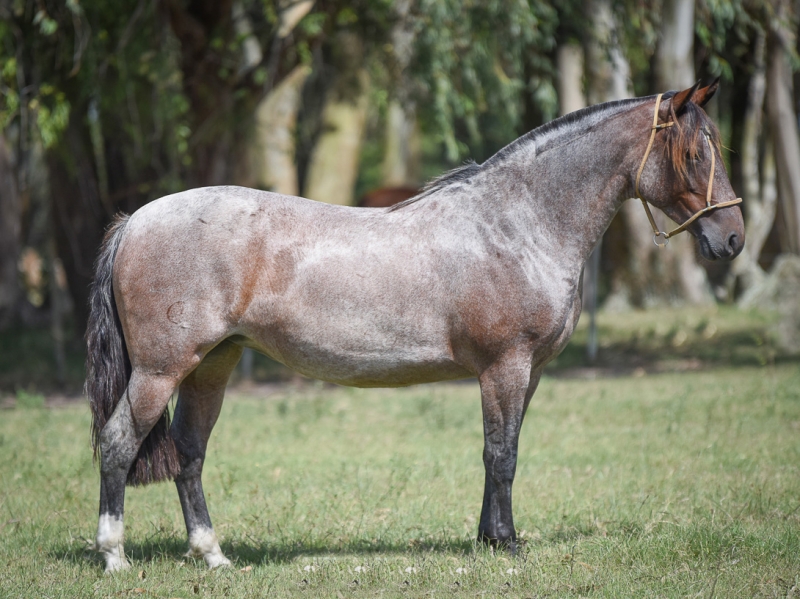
(477, 349, 540, 552)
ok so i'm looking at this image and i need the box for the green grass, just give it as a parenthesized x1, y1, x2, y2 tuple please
(2, 364, 799, 597)
(554, 305, 787, 372)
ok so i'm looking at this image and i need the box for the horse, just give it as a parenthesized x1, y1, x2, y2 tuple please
(86, 81, 744, 572)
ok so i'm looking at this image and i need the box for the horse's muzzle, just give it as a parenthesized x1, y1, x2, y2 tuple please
(699, 230, 744, 261)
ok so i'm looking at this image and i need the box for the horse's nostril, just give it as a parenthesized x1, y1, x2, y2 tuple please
(727, 232, 739, 252)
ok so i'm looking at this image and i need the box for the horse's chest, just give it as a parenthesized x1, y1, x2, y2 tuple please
(457, 265, 580, 359)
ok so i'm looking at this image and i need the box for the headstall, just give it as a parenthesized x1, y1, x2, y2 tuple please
(635, 93, 742, 247)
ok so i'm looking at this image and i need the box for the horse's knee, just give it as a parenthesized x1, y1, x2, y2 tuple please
(483, 442, 518, 480)
(174, 456, 203, 482)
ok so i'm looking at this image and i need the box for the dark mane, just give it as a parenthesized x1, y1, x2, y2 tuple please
(388, 93, 716, 211)
(484, 97, 648, 166)
(388, 160, 481, 211)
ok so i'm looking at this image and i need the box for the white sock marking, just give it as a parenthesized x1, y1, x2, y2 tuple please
(188, 527, 231, 569)
(96, 513, 129, 572)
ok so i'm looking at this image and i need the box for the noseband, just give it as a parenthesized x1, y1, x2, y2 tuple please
(635, 94, 742, 247)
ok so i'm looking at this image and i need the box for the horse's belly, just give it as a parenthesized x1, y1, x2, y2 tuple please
(236, 301, 471, 387)
(241, 334, 471, 387)
(286, 351, 471, 387)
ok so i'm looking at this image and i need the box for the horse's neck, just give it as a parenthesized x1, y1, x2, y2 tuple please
(481, 113, 645, 275)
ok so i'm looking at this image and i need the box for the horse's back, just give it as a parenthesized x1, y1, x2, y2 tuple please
(113, 187, 471, 384)
(124, 186, 342, 234)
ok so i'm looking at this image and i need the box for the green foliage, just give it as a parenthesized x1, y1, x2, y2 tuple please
(411, 0, 558, 161)
(0, 0, 192, 195)
(696, 0, 764, 82)
(31, 88, 69, 149)
(2, 0, 785, 194)
(32, 8, 58, 36)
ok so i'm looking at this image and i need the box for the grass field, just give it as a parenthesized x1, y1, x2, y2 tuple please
(2, 356, 799, 597)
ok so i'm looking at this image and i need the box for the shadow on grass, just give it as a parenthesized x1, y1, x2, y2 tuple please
(223, 536, 478, 565)
(51, 516, 638, 569)
(49, 536, 190, 569)
(49, 535, 479, 569)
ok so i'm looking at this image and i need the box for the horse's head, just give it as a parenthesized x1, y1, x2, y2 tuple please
(636, 80, 745, 260)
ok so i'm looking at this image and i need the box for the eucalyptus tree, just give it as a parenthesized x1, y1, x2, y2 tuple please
(409, 0, 559, 163)
(0, 0, 343, 328)
(0, 133, 18, 328)
(1, 0, 191, 327)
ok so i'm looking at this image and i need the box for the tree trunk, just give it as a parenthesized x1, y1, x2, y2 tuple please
(304, 32, 369, 206)
(381, 0, 420, 187)
(737, 141, 777, 305)
(304, 80, 370, 205)
(48, 236, 67, 387)
(656, 0, 695, 90)
(382, 100, 421, 187)
(557, 42, 586, 116)
(249, 64, 311, 196)
(729, 33, 776, 297)
(767, 4, 800, 254)
(585, 0, 631, 105)
(164, 0, 314, 190)
(48, 109, 107, 332)
(0, 132, 21, 329)
(583, 0, 641, 311)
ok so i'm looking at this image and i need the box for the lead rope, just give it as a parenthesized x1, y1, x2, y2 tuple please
(635, 93, 742, 247)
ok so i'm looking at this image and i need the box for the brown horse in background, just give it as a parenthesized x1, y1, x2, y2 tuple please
(86, 82, 743, 571)
(357, 186, 419, 208)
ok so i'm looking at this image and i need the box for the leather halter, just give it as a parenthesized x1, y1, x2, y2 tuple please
(635, 93, 742, 247)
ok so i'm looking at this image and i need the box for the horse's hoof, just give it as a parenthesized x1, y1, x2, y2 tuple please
(184, 549, 230, 569)
(478, 531, 517, 554)
(204, 554, 232, 569)
(186, 528, 231, 569)
(104, 556, 131, 573)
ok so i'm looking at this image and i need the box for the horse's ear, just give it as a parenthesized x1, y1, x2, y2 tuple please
(670, 81, 701, 115)
(691, 77, 720, 107)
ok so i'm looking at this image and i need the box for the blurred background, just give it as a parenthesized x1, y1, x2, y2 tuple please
(0, 0, 799, 397)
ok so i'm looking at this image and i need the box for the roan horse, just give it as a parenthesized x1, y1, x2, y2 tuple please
(87, 82, 744, 572)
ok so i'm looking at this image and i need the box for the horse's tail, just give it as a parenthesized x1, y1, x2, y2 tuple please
(86, 214, 180, 487)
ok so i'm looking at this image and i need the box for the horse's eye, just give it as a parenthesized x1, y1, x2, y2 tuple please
(686, 149, 702, 162)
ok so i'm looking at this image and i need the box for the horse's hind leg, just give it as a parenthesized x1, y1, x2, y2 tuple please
(96, 372, 179, 572)
(477, 350, 541, 553)
(171, 340, 242, 568)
